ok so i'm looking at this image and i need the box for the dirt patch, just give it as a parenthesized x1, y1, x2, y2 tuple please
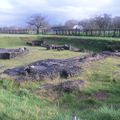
(35, 80, 85, 101)
(40, 80, 85, 92)
(94, 91, 108, 100)
(55, 80, 85, 92)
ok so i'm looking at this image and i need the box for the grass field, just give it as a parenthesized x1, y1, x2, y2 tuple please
(1, 34, 120, 52)
(0, 35, 120, 120)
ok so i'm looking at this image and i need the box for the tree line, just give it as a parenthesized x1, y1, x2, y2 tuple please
(64, 14, 120, 29)
(0, 13, 120, 34)
(27, 13, 120, 34)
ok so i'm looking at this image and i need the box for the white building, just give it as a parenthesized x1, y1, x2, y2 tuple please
(73, 25, 83, 30)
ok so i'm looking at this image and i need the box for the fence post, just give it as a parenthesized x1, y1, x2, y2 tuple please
(119, 29, 120, 37)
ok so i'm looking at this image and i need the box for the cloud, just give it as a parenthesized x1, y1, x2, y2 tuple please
(0, 0, 12, 9)
(0, 0, 119, 26)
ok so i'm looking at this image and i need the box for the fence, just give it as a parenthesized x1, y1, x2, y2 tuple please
(1, 28, 120, 37)
(53, 29, 120, 37)
(0, 29, 50, 34)
(0, 29, 30, 34)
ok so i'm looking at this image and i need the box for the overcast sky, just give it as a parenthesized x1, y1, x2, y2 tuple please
(0, 0, 119, 26)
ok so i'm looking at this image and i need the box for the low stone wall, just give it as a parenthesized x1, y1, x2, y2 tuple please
(0, 48, 28, 59)
(4, 51, 120, 81)
(46, 44, 81, 52)
(26, 40, 46, 46)
(27, 40, 81, 52)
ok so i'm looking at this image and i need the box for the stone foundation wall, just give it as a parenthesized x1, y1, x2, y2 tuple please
(0, 48, 28, 59)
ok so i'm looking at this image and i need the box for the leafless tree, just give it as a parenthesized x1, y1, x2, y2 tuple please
(27, 14, 48, 34)
(79, 19, 98, 29)
(94, 14, 112, 29)
(65, 20, 78, 28)
(112, 16, 120, 29)
(78, 14, 112, 30)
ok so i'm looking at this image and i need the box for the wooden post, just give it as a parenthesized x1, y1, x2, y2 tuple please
(78, 29, 80, 36)
(103, 29, 105, 37)
(90, 30, 93, 36)
(119, 29, 120, 37)
(68, 30, 70, 35)
(75, 29, 77, 35)
(113, 29, 115, 37)
(56, 30, 57, 35)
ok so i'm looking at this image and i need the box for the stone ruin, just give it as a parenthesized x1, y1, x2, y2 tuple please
(26, 40, 82, 52)
(26, 40, 46, 46)
(46, 44, 81, 52)
(4, 51, 120, 81)
(0, 48, 28, 59)
(4, 58, 82, 81)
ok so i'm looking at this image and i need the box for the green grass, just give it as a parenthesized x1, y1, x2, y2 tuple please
(39, 36, 120, 52)
(0, 37, 24, 48)
(0, 81, 58, 120)
(89, 106, 120, 120)
(0, 35, 120, 120)
(1, 35, 120, 52)
(3, 34, 116, 52)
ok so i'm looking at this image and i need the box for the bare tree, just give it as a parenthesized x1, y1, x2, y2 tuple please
(78, 14, 112, 30)
(79, 19, 98, 29)
(94, 14, 112, 29)
(112, 16, 120, 29)
(64, 20, 78, 28)
(27, 14, 48, 34)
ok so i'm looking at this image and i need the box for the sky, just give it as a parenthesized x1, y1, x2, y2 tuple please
(0, 0, 119, 26)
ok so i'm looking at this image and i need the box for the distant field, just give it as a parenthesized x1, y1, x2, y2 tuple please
(0, 35, 120, 120)
(1, 34, 120, 41)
